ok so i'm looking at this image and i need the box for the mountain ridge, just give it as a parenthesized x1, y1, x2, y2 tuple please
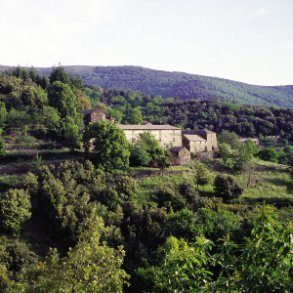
(1, 65, 293, 108)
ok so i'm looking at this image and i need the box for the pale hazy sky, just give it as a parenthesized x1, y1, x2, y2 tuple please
(0, 0, 292, 85)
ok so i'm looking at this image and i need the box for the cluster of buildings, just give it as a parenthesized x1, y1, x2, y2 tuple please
(83, 108, 218, 164)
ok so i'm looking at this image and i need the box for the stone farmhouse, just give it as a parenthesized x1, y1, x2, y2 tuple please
(183, 130, 218, 153)
(118, 124, 183, 148)
(83, 108, 218, 162)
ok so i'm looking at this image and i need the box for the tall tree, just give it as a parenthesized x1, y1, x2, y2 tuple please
(48, 81, 78, 118)
(85, 121, 130, 172)
(128, 107, 143, 124)
(49, 67, 70, 84)
(0, 189, 31, 234)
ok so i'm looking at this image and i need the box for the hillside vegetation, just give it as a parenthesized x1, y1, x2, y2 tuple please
(0, 67, 292, 292)
(2, 65, 291, 108)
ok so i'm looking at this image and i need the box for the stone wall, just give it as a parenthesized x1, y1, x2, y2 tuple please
(123, 129, 183, 148)
(206, 133, 218, 151)
(189, 141, 207, 153)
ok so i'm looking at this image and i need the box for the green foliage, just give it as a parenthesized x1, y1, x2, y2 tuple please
(218, 130, 240, 150)
(0, 102, 7, 128)
(218, 143, 232, 165)
(164, 209, 197, 239)
(235, 206, 292, 292)
(107, 107, 123, 122)
(20, 85, 48, 109)
(0, 66, 293, 292)
(36, 105, 60, 133)
(155, 182, 186, 211)
(233, 141, 255, 172)
(0, 135, 5, 157)
(48, 81, 78, 118)
(214, 175, 243, 202)
(49, 67, 70, 84)
(63, 117, 83, 150)
(130, 141, 152, 167)
(192, 161, 213, 185)
(288, 154, 293, 180)
(130, 132, 167, 168)
(0, 237, 38, 291)
(146, 236, 214, 292)
(27, 161, 134, 245)
(6, 109, 30, 128)
(156, 149, 171, 174)
(128, 107, 143, 124)
(48, 65, 293, 108)
(178, 181, 200, 207)
(85, 121, 130, 172)
(258, 147, 279, 163)
(0, 189, 31, 234)
(32, 154, 42, 169)
(244, 139, 258, 155)
(19, 217, 129, 293)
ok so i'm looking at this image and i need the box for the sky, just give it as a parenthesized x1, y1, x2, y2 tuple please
(0, 0, 292, 85)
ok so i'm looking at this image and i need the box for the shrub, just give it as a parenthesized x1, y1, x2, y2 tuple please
(258, 147, 279, 163)
(192, 161, 213, 186)
(155, 183, 186, 211)
(214, 175, 243, 202)
(0, 189, 31, 234)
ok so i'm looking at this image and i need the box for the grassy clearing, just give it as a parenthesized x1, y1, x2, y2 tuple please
(134, 158, 293, 204)
(135, 171, 193, 203)
(236, 170, 292, 200)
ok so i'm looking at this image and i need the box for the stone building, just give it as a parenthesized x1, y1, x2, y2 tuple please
(118, 124, 183, 148)
(170, 146, 191, 165)
(183, 129, 218, 154)
(82, 109, 218, 160)
(83, 108, 114, 125)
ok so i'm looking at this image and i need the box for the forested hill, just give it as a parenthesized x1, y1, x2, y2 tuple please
(1, 65, 293, 108)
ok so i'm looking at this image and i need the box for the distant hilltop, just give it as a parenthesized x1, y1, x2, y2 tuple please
(1, 65, 293, 108)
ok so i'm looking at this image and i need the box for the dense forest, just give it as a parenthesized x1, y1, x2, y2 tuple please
(0, 67, 292, 292)
(100, 89, 293, 143)
(1, 65, 293, 108)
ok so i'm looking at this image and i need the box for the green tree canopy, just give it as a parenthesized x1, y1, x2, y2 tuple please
(128, 107, 143, 124)
(85, 121, 130, 172)
(48, 81, 78, 118)
(141, 236, 214, 292)
(0, 189, 31, 234)
(49, 67, 70, 84)
(214, 175, 243, 202)
(218, 130, 240, 150)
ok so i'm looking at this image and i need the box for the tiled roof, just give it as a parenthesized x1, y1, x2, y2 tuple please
(184, 134, 206, 142)
(184, 129, 216, 135)
(118, 124, 181, 130)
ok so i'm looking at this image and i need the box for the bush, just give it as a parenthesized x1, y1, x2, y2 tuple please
(258, 147, 279, 163)
(155, 183, 186, 211)
(192, 161, 213, 186)
(164, 208, 197, 239)
(0, 189, 31, 234)
(178, 181, 200, 208)
(214, 175, 243, 202)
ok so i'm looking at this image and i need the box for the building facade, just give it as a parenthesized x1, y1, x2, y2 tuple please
(118, 124, 183, 148)
(170, 146, 191, 165)
(183, 129, 218, 154)
(82, 109, 218, 158)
